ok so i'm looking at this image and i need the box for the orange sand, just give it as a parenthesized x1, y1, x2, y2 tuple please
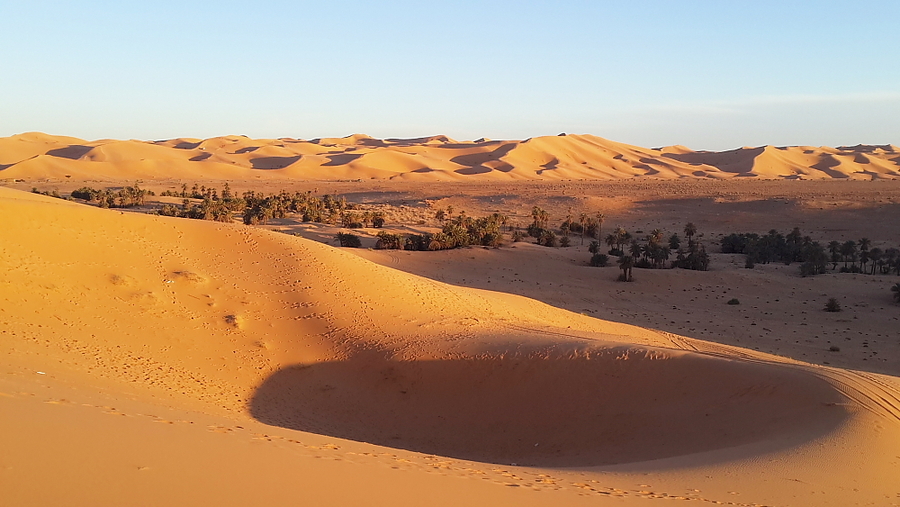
(2, 186, 900, 506)
(1, 132, 898, 181)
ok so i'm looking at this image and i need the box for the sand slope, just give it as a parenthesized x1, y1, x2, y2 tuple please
(2, 132, 898, 181)
(2, 187, 900, 505)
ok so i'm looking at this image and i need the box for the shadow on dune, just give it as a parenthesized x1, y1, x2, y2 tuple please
(172, 141, 201, 150)
(663, 147, 764, 176)
(189, 152, 212, 162)
(455, 165, 493, 175)
(250, 155, 301, 169)
(451, 143, 517, 168)
(250, 351, 847, 467)
(323, 153, 364, 166)
(837, 144, 896, 154)
(46, 145, 93, 160)
(537, 157, 559, 174)
(811, 154, 850, 178)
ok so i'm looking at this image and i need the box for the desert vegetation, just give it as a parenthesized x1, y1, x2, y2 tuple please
(164, 184, 388, 228)
(380, 211, 508, 251)
(591, 222, 710, 274)
(824, 297, 842, 312)
(158, 198, 234, 222)
(72, 183, 151, 208)
(335, 232, 363, 248)
(721, 228, 900, 277)
(32, 183, 152, 208)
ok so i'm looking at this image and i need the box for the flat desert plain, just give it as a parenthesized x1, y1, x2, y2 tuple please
(2, 133, 900, 507)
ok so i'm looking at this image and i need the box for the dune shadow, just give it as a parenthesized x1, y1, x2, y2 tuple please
(838, 144, 896, 154)
(451, 143, 517, 168)
(250, 156, 301, 170)
(811, 154, 850, 178)
(323, 153, 364, 166)
(190, 152, 212, 162)
(537, 157, 559, 174)
(633, 164, 659, 176)
(46, 145, 93, 160)
(663, 147, 764, 175)
(439, 141, 506, 149)
(384, 135, 453, 145)
(249, 351, 847, 467)
(455, 165, 493, 175)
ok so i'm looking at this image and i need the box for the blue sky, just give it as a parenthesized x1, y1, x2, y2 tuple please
(2, 1, 898, 150)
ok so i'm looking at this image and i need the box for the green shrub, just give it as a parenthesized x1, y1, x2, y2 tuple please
(589, 253, 609, 267)
(335, 232, 362, 248)
(375, 231, 403, 250)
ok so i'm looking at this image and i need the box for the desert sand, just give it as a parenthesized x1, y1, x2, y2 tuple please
(1, 132, 898, 181)
(3, 133, 900, 506)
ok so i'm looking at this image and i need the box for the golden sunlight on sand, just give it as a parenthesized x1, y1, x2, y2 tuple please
(1, 132, 898, 181)
(2, 185, 900, 506)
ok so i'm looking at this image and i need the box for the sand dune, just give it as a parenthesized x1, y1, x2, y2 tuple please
(2, 132, 898, 181)
(2, 186, 900, 505)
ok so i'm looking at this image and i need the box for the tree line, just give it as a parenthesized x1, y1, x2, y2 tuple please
(157, 183, 386, 228)
(33, 183, 152, 208)
(721, 228, 900, 277)
(585, 222, 710, 281)
(338, 209, 508, 251)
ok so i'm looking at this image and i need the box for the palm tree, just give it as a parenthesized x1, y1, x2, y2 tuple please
(579, 213, 588, 245)
(684, 222, 697, 247)
(618, 255, 634, 282)
(841, 240, 857, 269)
(595, 212, 605, 243)
(884, 248, 899, 275)
(612, 226, 630, 253)
(605, 233, 617, 253)
(668, 233, 681, 251)
(858, 237, 871, 272)
(658, 245, 671, 268)
(869, 247, 883, 275)
(629, 240, 642, 259)
(613, 226, 627, 252)
(828, 240, 841, 270)
(531, 206, 549, 229)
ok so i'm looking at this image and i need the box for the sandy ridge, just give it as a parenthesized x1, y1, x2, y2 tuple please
(3, 187, 900, 506)
(1, 132, 898, 181)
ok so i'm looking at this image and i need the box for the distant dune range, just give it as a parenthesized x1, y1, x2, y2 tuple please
(1, 132, 898, 181)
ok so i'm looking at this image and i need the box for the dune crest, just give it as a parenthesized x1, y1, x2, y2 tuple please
(1, 132, 898, 181)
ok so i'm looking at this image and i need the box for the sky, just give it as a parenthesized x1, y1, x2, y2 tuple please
(1, 0, 898, 150)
